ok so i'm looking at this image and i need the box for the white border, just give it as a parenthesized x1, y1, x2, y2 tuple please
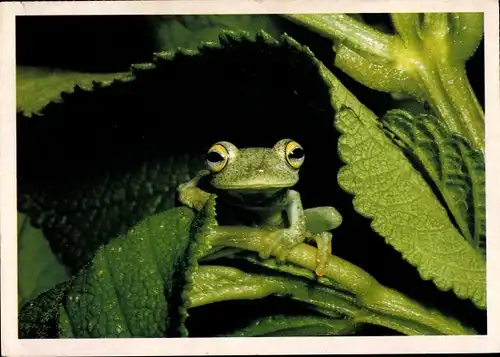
(1, 0, 499, 356)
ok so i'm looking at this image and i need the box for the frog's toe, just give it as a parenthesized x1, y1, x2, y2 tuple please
(274, 246, 290, 264)
(258, 232, 279, 260)
(273, 230, 305, 264)
(259, 229, 303, 263)
(258, 246, 273, 260)
(314, 232, 332, 277)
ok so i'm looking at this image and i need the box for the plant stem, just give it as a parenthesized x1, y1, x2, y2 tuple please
(433, 61, 485, 147)
(281, 13, 485, 151)
(283, 14, 398, 61)
(189, 265, 442, 335)
(391, 13, 422, 47)
(206, 231, 473, 335)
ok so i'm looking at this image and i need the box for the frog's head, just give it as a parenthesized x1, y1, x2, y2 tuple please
(205, 139, 305, 194)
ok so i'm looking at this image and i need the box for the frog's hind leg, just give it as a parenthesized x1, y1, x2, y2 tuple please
(304, 206, 342, 277)
(311, 231, 332, 277)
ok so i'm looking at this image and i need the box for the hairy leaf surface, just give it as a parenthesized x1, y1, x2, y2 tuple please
(19, 207, 195, 338)
(334, 109, 485, 309)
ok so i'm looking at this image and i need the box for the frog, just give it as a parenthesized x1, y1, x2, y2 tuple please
(177, 138, 342, 276)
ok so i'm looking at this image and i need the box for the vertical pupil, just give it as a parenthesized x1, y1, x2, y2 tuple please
(289, 147, 304, 159)
(207, 151, 224, 163)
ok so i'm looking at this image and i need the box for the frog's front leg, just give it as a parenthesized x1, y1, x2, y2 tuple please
(177, 170, 211, 212)
(260, 189, 308, 263)
(304, 206, 342, 276)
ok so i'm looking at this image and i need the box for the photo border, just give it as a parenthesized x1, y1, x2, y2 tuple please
(1, 0, 499, 355)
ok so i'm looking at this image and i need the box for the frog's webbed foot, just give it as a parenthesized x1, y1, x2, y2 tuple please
(311, 231, 332, 277)
(177, 171, 211, 211)
(258, 189, 308, 262)
(178, 184, 211, 211)
(258, 228, 332, 276)
(259, 228, 306, 263)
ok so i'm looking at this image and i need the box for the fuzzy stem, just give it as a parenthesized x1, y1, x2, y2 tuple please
(283, 14, 398, 61)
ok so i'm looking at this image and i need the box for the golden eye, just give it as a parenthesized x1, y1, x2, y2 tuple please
(285, 140, 305, 169)
(206, 143, 229, 173)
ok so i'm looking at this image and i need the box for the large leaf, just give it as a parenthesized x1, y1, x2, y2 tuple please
(333, 108, 485, 309)
(20, 207, 195, 338)
(381, 109, 485, 256)
(312, 59, 485, 308)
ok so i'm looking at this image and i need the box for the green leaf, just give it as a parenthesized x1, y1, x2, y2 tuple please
(334, 108, 486, 309)
(19, 207, 195, 338)
(381, 109, 485, 256)
(224, 315, 358, 337)
(17, 66, 127, 115)
(18, 212, 69, 308)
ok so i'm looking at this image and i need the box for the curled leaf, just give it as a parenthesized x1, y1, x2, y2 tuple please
(381, 109, 485, 256)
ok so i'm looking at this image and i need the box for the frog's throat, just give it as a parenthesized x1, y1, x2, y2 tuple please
(217, 188, 287, 209)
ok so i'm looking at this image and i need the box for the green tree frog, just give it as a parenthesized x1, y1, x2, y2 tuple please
(177, 139, 342, 276)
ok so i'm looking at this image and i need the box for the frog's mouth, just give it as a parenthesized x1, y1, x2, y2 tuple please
(219, 188, 286, 208)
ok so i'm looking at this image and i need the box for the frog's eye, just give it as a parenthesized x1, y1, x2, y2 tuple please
(206, 143, 229, 173)
(285, 140, 305, 169)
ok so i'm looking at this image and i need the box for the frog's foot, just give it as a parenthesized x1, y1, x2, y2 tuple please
(259, 229, 305, 264)
(312, 231, 332, 277)
(177, 183, 211, 212)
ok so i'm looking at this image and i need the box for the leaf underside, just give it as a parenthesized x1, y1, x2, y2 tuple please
(381, 109, 485, 256)
(334, 109, 485, 309)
